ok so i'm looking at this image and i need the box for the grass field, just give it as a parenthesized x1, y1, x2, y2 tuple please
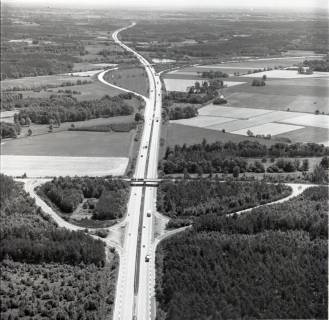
(12, 114, 136, 139)
(1, 130, 133, 157)
(14, 81, 123, 101)
(222, 77, 329, 114)
(163, 123, 276, 149)
(276, 127, 329, 145)
(104, 67, 149, 96)
(0, 155, 128, 177)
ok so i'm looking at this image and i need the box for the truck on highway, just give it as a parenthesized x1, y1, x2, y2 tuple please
(147, 211, 151, 217)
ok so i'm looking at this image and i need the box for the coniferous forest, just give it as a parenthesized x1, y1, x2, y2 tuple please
(157, 180, 291, 228)
(0, 175, 118, 320)
(156, 185, 328, 320)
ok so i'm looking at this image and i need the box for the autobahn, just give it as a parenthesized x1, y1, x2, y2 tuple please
(103, 23, 162, 320)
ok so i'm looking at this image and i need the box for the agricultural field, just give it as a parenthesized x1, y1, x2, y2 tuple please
(166, 56, 329, 146)
(0, 154, 128, 177)
(1, 130, 134, 157)
(104, 66, 149, 96)
(170, 105, 329, 144)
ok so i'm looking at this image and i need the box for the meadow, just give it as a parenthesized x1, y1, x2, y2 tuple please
(161, 123, 276, 156)
(104, 66, 149, 96)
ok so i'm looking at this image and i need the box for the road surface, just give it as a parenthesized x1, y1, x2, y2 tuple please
(100, 23, 163, 320)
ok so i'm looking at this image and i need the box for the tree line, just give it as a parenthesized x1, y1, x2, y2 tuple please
(161, 139, 329, 175)
(15, 94, 135, 125)
(303, 55, 329, 72)
(199, 70, 229, 78)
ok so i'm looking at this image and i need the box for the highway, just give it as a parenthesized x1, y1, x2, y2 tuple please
(103, 23, 162, 320)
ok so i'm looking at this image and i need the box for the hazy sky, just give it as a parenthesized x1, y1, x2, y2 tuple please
(3, 0, 328, 9)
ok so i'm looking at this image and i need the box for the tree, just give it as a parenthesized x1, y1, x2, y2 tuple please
(301, 159, 309, 171)
(262, 74, 267, 80)
(247, 130, 254, 137)
(25, 117, 31, 127)
(54, 114, 61, 127)
(320, 156, 329, 169)
(27, 128, 32, 136)
(312, 165, 328, 183)
(134, 112, 143, 122)
(233, 166, 240, 178)
(48, 124, 53, 132)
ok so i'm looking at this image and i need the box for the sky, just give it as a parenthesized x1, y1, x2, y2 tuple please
(2, 0, 328, 10)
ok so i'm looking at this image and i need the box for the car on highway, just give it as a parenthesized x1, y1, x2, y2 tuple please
(145, 255, 150, 262)
(147, 211, 151, 217)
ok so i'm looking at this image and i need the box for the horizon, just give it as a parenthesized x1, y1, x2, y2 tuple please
(2, 0, 328, 11)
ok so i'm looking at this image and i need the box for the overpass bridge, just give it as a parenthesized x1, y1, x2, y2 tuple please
(129, 178, 161, 187)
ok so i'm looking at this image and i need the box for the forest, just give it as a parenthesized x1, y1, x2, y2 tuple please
(0, 174, 118, 319)
(0, 175, 105, 265)
(161, 139, 329, 175)
(39, 176, 130, 220)
(156, 186, 328, 320)
(16, 95, 135, 125)
(157, 179, 290, 227)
